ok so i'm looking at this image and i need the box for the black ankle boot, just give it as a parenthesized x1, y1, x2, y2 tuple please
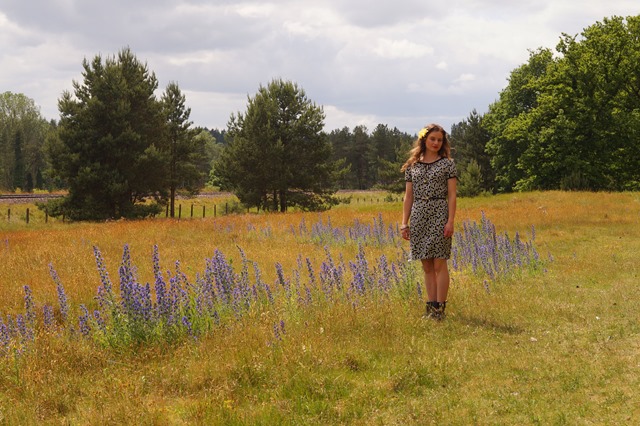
(434, 301, 446, 321)
(425, 301, 438, 318)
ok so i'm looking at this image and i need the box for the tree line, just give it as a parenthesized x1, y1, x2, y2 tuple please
(1, 15, 638, 220)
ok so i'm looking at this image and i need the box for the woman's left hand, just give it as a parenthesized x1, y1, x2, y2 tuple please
(444, 221, 454, 238)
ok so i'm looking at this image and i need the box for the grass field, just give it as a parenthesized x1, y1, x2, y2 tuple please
(0, 190, 639, 425)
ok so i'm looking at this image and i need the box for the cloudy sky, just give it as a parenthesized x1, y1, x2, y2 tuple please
(1, 1, 638, 134)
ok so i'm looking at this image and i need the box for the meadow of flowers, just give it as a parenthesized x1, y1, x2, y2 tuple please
(2, 190, 639, 424)
(0, 212, 546, 357)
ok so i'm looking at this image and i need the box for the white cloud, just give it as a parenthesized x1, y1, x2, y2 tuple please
(323, 105, 379, 132)
(372, 38, 433, 59)
(1, 0, 638, 133)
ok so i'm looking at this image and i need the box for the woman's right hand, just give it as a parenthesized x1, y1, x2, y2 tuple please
(401, 227, 410, 240)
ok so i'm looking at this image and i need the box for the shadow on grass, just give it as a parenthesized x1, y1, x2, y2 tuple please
(454, 314, 525, 335)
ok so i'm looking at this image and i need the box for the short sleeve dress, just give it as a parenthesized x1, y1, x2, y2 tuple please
(404, 158, 457, 260)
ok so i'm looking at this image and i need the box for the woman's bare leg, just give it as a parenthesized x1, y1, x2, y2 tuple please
(433, 258, 450, 302)
(421, 258, 437, 301)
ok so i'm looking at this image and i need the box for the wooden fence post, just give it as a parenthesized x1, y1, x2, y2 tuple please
(26, 208, 30, 224)
(178, 204, 182, 219)
(202, 205, 205, 218)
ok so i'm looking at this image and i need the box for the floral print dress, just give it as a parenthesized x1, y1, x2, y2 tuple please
(404, 158, 457, 260)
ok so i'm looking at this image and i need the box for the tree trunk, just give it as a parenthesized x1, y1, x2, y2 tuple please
(170, 186, 175, 218)
(279, 189, 287, 212)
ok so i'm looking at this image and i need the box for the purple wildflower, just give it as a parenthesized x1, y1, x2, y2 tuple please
(93, 310, 106, 333)
(16, 314, 34, 342)
(43, 304, 55, 332)
(273, 322, 282, 341)
(182, 316, 194, 337)
(23, 285, 36, 327)
(93, 246, 113, 296)
(49, 264, 69, 323)
(0, 318, 9, 352)
(78, 305, 91, 338)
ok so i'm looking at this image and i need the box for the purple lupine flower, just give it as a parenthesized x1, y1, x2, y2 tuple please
(155, 271, 169, 320)
(352, 270, 366, 295)
(119, 244, 137, 319)
(93, 246, 113, 296)
(49, 264, 69, 323)
(93, 310, 106, 333)
(0, 318, 9, 352)
(250, 262, 263, 304)
(42, 304, 55, 332)
(152, 245, 161, 278)
(376, 254, 392, 293)
(209, 249, 235, 305)
(273, 322, 282, 341)
(235, 247, 252, 310)
(319, 261, 333, 301)
(23, 285, 36, 327)
(78, 305, 91, 338)
(167, 275, 182, 325)
(16, 314, 34, 342)
(305, 258, 316, 286)
(299, 216, 307, 235)
(275, 262, 290, 297)
(139, 282, 153, 324)
(451, 247, 459, 271)
(5, 315, 16, 339)
(182, 316, 194, 337)
(264, 284, 274, 305)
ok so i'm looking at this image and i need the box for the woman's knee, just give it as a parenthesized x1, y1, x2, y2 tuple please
(433, 258, 448, 272)
(421, 259, 435, 273)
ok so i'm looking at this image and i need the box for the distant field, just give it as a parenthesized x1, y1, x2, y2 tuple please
(0, 190, 638, 424)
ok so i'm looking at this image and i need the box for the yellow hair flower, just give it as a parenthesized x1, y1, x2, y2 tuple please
(418, 127, 430, 139)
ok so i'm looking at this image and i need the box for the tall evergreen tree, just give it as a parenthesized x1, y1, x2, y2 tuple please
(214, 79, 338, 212)
(450, 110, 494, 192)
(49, 48, 166, 220)
(350, 125, 372, 189)
(328, 127, 353, 188)
(161, 82, 204, 217)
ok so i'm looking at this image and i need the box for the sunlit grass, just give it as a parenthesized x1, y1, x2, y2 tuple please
(1, 190, 639, 424)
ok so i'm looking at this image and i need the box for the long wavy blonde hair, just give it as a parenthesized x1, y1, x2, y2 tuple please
(400, 123, 451, 172)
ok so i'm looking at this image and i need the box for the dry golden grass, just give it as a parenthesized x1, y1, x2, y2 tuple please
(1, 190, 639, 424)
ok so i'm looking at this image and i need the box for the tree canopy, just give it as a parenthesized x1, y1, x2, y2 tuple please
(6, 14, 640, 202)
(482, 15, 640, 192)
(0, 92, 50, 192)
(214, 79, 340, 212)
(49, 48, 168, 220)
(161, 82, 206, 217)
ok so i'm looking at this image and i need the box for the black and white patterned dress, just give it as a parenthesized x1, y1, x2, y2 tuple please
(404, 158, 457, 260)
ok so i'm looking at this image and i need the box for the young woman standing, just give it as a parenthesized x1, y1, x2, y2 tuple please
(400, 124, 457, 320)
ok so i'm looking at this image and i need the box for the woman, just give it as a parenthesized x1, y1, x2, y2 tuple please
(400, 124, 457, 319)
